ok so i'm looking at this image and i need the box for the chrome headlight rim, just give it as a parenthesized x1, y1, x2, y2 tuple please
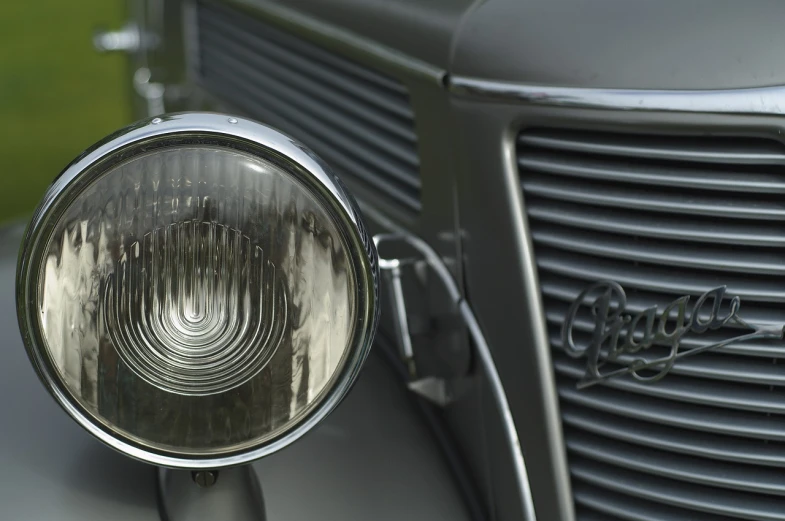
(17, 112, 379, 469)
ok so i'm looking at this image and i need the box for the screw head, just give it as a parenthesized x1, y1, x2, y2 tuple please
(192, 470, 219, 488)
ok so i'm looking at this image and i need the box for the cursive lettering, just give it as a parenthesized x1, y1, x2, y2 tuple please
(562, 281, 785, 389)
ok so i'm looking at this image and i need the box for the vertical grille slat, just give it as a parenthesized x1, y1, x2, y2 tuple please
(194, 1, 422, 216)
(521, 128, 785, 519)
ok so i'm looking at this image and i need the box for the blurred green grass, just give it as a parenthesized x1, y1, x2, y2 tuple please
(0, 1, 130, 222)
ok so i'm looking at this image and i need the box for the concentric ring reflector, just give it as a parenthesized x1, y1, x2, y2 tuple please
(17, 114, 378, 467)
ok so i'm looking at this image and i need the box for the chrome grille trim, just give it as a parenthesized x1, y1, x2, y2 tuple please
(574, 481, 740, 521)
(561, 404, 785, 468)
(536, 246, 785, 301)
(553, 354, 785, 414)
(524, 177, 785, 220)
(519, 131, 785, 165)
(528, 201, 785, 247)
(557, 377, 785, 441)
(571, 456, 784, 520)
(520, 128, 785, 519)
(193, 1, 422, 215)
(533, 224, 785, 274)
(566, 429, 785, 496)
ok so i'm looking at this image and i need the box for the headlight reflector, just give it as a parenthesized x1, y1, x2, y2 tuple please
(17, 114, 378, 467)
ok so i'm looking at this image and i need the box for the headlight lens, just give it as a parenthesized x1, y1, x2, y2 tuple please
(17, 114, 378, 467)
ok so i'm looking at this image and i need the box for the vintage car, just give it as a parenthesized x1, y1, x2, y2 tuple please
(6, 0, 785, 520)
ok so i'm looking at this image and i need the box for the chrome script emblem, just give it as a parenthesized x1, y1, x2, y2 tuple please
(562, 281, 785, 389)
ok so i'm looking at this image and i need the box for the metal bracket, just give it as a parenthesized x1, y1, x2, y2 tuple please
(373, 232, 537, 521)
(157, 466, 266, 521)
(406, 376, 475, 408)
(383, 262, 417, 377)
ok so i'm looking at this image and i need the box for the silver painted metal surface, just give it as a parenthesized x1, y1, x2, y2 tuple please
(450, 0, 785, 90)
(374, 232, 537, 521)
(0, 224, 160, 521)
(252, 352, 473, 521)
(17, 113, 379, 469)
(449, 101, 575, 520)
(243, 0, 475, 70)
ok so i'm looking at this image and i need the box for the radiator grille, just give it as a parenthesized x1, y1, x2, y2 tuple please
(520, 128, 785, 520)
(193, 1, 421, 215)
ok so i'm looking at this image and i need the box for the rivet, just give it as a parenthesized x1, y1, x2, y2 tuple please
(151, 117, 162, 125)
(228, 117, 238, 124)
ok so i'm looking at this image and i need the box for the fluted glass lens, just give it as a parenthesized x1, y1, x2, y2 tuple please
(37, 146, 357, 455)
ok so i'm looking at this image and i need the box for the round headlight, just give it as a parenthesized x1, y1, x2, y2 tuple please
(17, 113, 379, 468)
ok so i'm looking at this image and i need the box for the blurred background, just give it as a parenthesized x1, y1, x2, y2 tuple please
(0, 1, 131, 223)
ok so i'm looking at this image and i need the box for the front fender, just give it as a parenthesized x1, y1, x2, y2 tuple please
(0, 223, 470, 521)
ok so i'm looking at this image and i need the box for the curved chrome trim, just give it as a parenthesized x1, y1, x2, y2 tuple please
(17, 112, 380, 469)
(449, 76, 785, 114)
(373, 232, 537, 521)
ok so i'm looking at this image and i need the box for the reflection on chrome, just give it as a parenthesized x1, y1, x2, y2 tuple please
(39, 146, 356, 454)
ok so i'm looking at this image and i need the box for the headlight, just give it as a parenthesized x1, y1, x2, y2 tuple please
(17, 113, 379, 468)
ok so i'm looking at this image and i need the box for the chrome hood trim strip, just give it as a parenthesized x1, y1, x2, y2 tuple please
(449, 77, 785, 114)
